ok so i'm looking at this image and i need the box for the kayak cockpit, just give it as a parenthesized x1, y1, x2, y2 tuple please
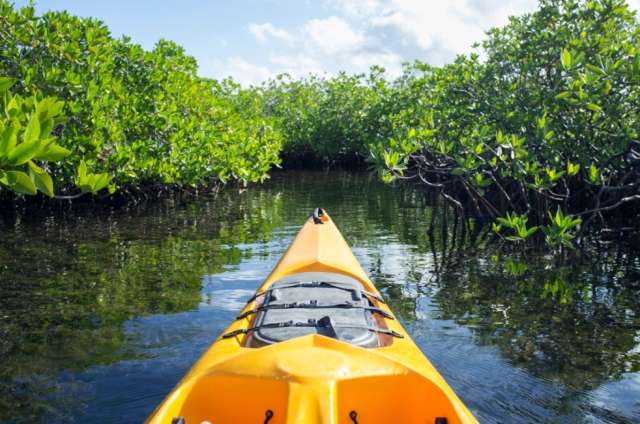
(227, 272, 398, 348)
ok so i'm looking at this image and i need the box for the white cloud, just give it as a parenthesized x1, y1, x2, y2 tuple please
(219, 57, 273, 86)
(248, 22, 294, 43)
(370, 0, 537, 57)
(628, 0, 640, 12)
(269, 54, 325, 78)
(323, 0, 383, 18)
(304, 16, 365, 54)
(320, 0, 539, 65)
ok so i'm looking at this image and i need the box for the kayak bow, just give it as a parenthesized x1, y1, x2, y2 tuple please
(147, 209, 478, 424)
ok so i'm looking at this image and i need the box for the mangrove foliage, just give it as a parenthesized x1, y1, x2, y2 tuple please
(0, 0, 282, 199)
(370, 0, 640, 245)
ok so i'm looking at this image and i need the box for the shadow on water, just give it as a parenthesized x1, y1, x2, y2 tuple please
(0, 171, 638, 423)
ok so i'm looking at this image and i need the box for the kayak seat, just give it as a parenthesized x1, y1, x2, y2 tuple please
(249, 272, 382, 348)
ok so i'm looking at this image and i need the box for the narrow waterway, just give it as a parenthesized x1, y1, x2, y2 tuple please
(1, 171, 638, 423)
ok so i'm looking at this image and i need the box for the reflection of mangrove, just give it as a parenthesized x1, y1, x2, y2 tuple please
(430, 245, 640, 391)
(0, 189, 285, 422)
(403, 200, 640, 391)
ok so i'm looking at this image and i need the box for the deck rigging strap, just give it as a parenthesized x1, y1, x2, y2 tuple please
(221, 318, 404, 340)
(236, 300, 394, 321)
(235, 300, 393, 321)
(246, 281, 385, 304)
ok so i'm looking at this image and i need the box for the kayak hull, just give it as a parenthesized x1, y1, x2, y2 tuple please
(147, 211, 478, 424)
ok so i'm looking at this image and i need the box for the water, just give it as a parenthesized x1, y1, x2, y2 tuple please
(0, 171, 638, 423)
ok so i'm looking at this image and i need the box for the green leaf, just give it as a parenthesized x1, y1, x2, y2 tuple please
(0, 124, 18, 159)
(525, 226, 539, 237)
(49, 100, 65, 118)
(39, 119, 54, 138)
(23, 113, 40, 144)
(0, 77, 15, 93)
(75, 160, 111, 193)
(92, 173, 111, 192)
(561, 48, 572, 70)
(7, 138, 42, 165)
(537, 115, 546, 129)
(28, 161, 54, 197)
(566, 161, 580, 176)
(586, 103, 601, 113)
(34, 142, 71, 161)
(4, 170, 37, 195)
(585, 64, 605, 75)
(474, 173, 491, 187)
(77, 160, 88, 179)
(34, 98, 65, 122)
(588, 163, 599, 184)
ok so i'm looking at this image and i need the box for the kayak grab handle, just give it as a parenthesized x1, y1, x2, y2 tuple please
(312, 207, 326, 224)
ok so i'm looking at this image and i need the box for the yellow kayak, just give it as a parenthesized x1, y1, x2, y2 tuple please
(147, 209, 478, 424)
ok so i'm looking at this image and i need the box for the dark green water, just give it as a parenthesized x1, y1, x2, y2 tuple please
(0, 171, 639, 423)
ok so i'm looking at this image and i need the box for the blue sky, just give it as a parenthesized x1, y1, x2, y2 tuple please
(13, 0, 640, 85)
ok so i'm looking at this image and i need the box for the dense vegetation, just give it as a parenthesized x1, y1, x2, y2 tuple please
(369, 0, 640, 247)
(261, 0, 640, 246)
(258, 69, 398, 167)
(1, 0, 639, 244)
(0, 0, 281, 199)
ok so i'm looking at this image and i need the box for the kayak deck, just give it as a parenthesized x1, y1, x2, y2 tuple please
(146, 209, 478, 424)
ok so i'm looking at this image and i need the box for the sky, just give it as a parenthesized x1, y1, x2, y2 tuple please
(12, 0, 640, 85)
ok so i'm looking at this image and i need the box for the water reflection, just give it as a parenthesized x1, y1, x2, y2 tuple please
(0, 189, 285, 422)
(0, 171, 638, 423)
(442, 253, 637, 380)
